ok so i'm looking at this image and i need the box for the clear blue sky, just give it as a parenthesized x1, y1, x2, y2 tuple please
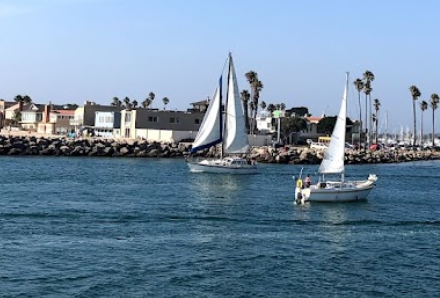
(1, 0, 439, 134)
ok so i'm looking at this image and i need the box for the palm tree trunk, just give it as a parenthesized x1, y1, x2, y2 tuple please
(358, 91, 362, 147)
(243, 103, 249, 133)
(364, 94, 368, 151)
(433, 109, 435, 148)
(412, 100, 417, 149)
(369, 94, 373, 147)
(420, 114, 423, 147)
(375, 116, 378, 145)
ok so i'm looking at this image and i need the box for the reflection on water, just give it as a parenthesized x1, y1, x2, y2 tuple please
(188, 173, 253, 201)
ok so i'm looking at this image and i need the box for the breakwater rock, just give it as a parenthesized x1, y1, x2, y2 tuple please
(0, 135, 189, 158)
(1, 135, 439, 164)
(249, 146, 440, 164)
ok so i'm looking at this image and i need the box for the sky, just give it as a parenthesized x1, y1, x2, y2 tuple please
(1, 0, 440, 134)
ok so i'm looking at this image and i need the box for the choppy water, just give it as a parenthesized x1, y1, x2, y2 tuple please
(1, 156, 440, 297)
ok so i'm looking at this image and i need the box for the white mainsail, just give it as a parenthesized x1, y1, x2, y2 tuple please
(318, 72, 348, 175)
(223, 55, 250, 154)
(190, 78, 223, 153)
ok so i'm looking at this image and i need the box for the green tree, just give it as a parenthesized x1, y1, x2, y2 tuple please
(286, 106, 309, 117)
(63, 103, 79, 109)
(409, 85, 421, 149)
(280, 117, 307, 135)
(12, 110, 22, 125)
(132, 100, 138, 108)
(267, 104, 276, 113)
(162, 97, 170, 110)
(430, 93, 439, 148)
(14, 95, 24, 103)
(276, 103, 286, 110)
(318, 116, 354, 134)
(23, 95, 32, 103)
(260, 100, 266, 111)
(240, 90, 251, 132)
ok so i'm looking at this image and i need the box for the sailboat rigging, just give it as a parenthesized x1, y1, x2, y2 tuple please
(186, 54, 257, 174)
(294, 72, 377, 203)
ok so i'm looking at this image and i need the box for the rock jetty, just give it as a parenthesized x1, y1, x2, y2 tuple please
(1, 135, 439, 164)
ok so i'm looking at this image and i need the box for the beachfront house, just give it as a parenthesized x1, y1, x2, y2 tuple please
(0, 100, 16, 129)
(256, 110, 276, 134)
(115, 109, 205, 142)
(49, 108, 76, 134)
(70, 101, 123, 134)
(15, 103, 44, 131)
(94, 111, 119, 138)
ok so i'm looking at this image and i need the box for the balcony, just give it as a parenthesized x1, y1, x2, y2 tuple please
(70, 119, 83, 126)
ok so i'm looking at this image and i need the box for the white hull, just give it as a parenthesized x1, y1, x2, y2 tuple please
(186, 158, 257, 175)
(295, 175, 377, 203)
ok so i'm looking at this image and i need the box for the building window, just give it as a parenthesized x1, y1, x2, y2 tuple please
(125, 113, 131, 123)
(170, 117, 180, 124)
(195, 118, 200, 124)
(148, 116, 158, 122)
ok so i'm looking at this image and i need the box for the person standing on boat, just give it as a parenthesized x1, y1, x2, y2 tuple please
(304, 174, 311, 188)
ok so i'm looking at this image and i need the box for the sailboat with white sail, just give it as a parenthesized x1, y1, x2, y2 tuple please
(186, 54, 257, 174)
(294, 72, 377, 203)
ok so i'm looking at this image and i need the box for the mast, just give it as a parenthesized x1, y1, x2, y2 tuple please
(221, 54, 231, 159)
(341, 71, 349, 183)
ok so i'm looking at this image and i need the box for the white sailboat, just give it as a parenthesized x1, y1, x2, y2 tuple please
(186, 54, 257, 174)
(295, 72, 377, 203)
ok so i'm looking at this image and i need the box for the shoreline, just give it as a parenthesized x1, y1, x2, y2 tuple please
(1, 133, 439, 164)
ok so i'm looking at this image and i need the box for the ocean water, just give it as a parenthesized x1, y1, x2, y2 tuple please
(1, 156, 440, 297)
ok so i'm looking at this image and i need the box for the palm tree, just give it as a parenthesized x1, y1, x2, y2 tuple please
(111, 97, 120, 107)
(12, 110, 22, 125)
(253, 80, 264, 117)
(132, 100, 138, 108)
(123, 97, 131, 109)
(23, 95, 32, 103)
(148, 92, 155, 108)
(363, 70, 375, 148)
(373, 98, 381, 144)
(14, 95, 24, 103)
(363, 81, 372, 150)
(142, 98, 152, 109)
(430, 93, 440, 148)
(245, 71, 263, 134)
(267, 104, 276, 113)
(420, 100, 428, 147)
(245, 71, 257, 134)
(240, 90, 251, 132)
(353, 78, 364, 144)
(409, 85, 421, 149)
(260, 101, 267, 111)
(162, 97, 169, 110)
